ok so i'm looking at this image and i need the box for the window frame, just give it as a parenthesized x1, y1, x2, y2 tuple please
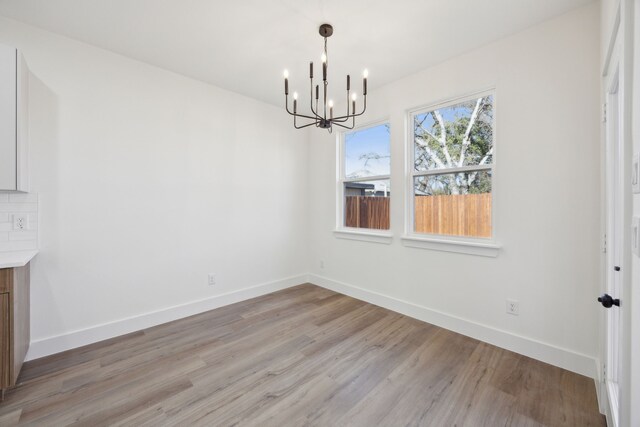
(403, 89, 501, 256)
(335, 118, 393, 244)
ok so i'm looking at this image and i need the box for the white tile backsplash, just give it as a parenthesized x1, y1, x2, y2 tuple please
(8, 193, 38, 203)
(0, 193, 37, 252)
(0, 203, 38, 213)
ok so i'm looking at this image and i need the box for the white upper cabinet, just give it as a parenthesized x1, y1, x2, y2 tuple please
(0, 43, 28, 192)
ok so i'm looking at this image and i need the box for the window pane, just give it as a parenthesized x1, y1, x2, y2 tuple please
(414, 95, 493, 172)
(414, 171, 491, 237)
(345, 124, 391, 178)
(345, 179, 390, 230)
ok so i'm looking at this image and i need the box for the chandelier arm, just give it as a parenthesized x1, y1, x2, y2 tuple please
(353, 97, 367, 117)
(332, 121, 355, 130)
(346, 91, 350, 116)
(341, 114, 357, 130)
(294, 118, 320, 129)
(330, 114, 354, 121)
(285, 96, 320, 121)
(331, 113, 356, 121)
(292, 111, 321, 120)
(286, 109, 321, 121)
(331, 113, 352, 123)
(293, 109, 320, 129)
(309, 79, 322, 119)
(331, 97, 367, 121)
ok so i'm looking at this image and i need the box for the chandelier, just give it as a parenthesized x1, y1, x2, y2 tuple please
(283, 24, 368, 133)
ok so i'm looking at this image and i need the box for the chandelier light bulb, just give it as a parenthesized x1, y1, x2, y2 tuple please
(284, 69, 289, 78)
(321, 52, 327, 63)
(328, 100, 334, 108)
(363, 69, 369, 78)
(352, 93, 357, 101)
(293, 92, 298, 100)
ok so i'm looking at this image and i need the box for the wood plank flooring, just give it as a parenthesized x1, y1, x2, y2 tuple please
(0, 284, 605, 426)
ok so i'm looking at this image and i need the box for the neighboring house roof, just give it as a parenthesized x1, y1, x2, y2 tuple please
(344, 182, 375, 190)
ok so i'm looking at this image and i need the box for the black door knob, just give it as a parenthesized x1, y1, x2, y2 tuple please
(598, 294, 620, 308)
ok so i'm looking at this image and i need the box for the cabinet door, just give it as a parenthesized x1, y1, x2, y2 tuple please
(0, 44, 17, 190)
(0, 293, 9, 388)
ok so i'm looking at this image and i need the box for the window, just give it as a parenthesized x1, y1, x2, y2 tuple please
(339, 123, 391, 231)
(409, 93, 494, 239)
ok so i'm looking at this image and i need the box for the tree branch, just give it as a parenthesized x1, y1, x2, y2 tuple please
(478, 146, 493, 166)
(415, 119, 447, 169)
(416, 123, 440, 145)
(458, 98, 483, 167)
(468, 147, 493, 185)
(432, 110, 453, 167)
(414, 137, 447, 169)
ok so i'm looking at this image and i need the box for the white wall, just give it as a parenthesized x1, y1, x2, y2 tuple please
(601, 0, 620, 62)
(0, 17, 309, 358)
(308, 4, 601, 377)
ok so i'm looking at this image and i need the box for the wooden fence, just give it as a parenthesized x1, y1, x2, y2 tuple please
(414, 193, 491, 237)
(345, 196, 390, 230)
(345, 193, 492, 237)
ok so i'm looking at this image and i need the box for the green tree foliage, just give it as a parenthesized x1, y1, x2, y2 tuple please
(414, 96, 493, 195)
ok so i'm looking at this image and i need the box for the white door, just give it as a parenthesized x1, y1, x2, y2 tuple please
(603, 66, 623, 426)
(601, 4, 636, 426)
(602, 22, 633, 423)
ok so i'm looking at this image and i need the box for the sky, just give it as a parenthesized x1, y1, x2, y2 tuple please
(415, 95, 492, 135)
(415, 101, 476, 134)
(343, 96, 491, 189)
(345, 124, 390, 178)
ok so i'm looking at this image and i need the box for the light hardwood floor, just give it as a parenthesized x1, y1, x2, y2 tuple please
(0, 284, 605, 426)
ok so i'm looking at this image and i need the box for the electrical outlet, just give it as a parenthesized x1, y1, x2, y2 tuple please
(12, 214, 28, 230)
(208, 274, 216, 286)
(506, 299, 519, 316)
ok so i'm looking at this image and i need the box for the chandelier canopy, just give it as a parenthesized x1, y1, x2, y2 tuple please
(283, 24, 368, 133)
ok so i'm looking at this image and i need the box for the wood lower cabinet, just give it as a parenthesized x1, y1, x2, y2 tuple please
(0, 263, 30, 398)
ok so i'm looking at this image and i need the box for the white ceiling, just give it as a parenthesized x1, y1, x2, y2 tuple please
(0, 0, 594, 106)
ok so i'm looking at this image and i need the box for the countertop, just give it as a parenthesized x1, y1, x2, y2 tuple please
(0, 250, 38, 269)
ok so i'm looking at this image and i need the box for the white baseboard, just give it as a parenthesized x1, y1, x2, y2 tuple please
(26, 274, 309, 361)
(309, 274, 599, 379)
(27, 272, 599, 381)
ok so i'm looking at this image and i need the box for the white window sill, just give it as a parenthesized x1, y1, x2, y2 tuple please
(333, 228, 393, 244)
(401, 235, 501, 257)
